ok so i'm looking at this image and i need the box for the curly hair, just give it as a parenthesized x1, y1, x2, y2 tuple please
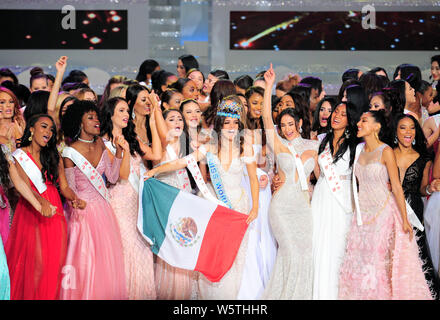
(99, 97, 144, 157)
(61, 100, 99, 142)
(18, 114, 59, 184)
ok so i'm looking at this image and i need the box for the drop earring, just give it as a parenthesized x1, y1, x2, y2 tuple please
(412, 139, 416, 146)
(28, 132, 33, 142)
(394, 136, 398, 144)
(345, 129, 350, 139)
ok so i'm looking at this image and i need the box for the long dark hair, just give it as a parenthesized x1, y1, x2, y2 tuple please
(369, 109, 389, 143)
(281, 91, 311, 138)
(245, 86, 264, 130)
(276, 107, 303, 139)
(23, 90, 50, 121)
(345, 84, 369, 117)
(99, 97, 144, 157)
(213, 114, 245, 156)
(385, 79, 406, 115)
(151, 70, 175, 97)
(318, 102, 359, 167)
(391, 113, 428, 157)
(126, 84, 152, 144)
(311, 96, 336, 133)
(18, 114, 59, 184)
(136, 59, 159, 82)
(178, 54, 199, 74)
(203, 80, 236, 127)
(163, 109, 189, 157)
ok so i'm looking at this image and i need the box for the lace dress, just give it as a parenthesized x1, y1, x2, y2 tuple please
(154, 156, 198, 300)
(312, 146, 353, 300)
(197, 153, 251, 300)
(401, 156, 440, 298)
(262, 136, 319, 300)
(109, 153, 156, 300)
(338, 144, 432, 300)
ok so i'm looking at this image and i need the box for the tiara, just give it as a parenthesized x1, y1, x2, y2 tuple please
(216, 99, 242, 119)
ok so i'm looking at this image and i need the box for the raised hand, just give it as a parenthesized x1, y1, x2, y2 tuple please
(264, 63, 276, 86)
(56, 56, 68, 73)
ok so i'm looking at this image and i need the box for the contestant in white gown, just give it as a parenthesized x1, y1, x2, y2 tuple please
(312, 102, 357, 300)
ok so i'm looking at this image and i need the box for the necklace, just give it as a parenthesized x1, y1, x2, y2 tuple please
(78, 137, 94, 143)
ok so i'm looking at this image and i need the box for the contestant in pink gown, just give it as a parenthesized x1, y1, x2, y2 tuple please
(109, 154, 156, 300)
(338, 143, 432, 300)
(60, 150, 127, 300)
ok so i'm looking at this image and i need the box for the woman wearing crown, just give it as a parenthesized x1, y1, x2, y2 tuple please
(145, 95, 259, 300)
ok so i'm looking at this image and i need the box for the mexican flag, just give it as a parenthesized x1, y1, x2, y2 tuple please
(138, 178, 249, 282)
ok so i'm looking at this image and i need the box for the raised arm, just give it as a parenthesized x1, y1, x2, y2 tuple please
(140, 99, 162, 161)
(48, 56, 68, 126)
(382, 146, 413, 240)
(262, 64, 281, 153)
(150, 91, 169, 148)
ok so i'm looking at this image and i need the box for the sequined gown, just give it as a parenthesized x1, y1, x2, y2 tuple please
(109, 153, 156, 300)
(400, 155, 440, 298)
(262, 136, 319, 300)
(339, 144, 432, 300)
(155, 156, 198, 300)
(197, 153, 252, 300)
(59, 150, 127, 300)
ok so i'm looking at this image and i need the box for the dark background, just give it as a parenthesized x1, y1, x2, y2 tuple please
(230, 11, 440, 51)
(0, 10, 127, 49)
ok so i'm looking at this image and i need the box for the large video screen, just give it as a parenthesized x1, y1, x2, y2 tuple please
(0, 10, 127, 49)
(230, 11, 440, 51)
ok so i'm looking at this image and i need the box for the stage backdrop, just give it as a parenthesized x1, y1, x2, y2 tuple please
(212, 0, 440, 94)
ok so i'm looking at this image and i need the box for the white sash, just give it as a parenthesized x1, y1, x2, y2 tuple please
(62, 146, 110, 202)
(104, 140, 140, 193)
(12, 149, 47, 194)
(166, 144, 191, 191)
(285, 142, 308, 191)
(184, 153, 224, 206)
(319, 143, 352, 213)
(352, 143, 365, 226)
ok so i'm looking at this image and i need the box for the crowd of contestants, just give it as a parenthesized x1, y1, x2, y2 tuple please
(0, 52, 440, 300)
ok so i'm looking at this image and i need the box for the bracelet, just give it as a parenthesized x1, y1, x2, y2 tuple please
(426, 184, 432, 196)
